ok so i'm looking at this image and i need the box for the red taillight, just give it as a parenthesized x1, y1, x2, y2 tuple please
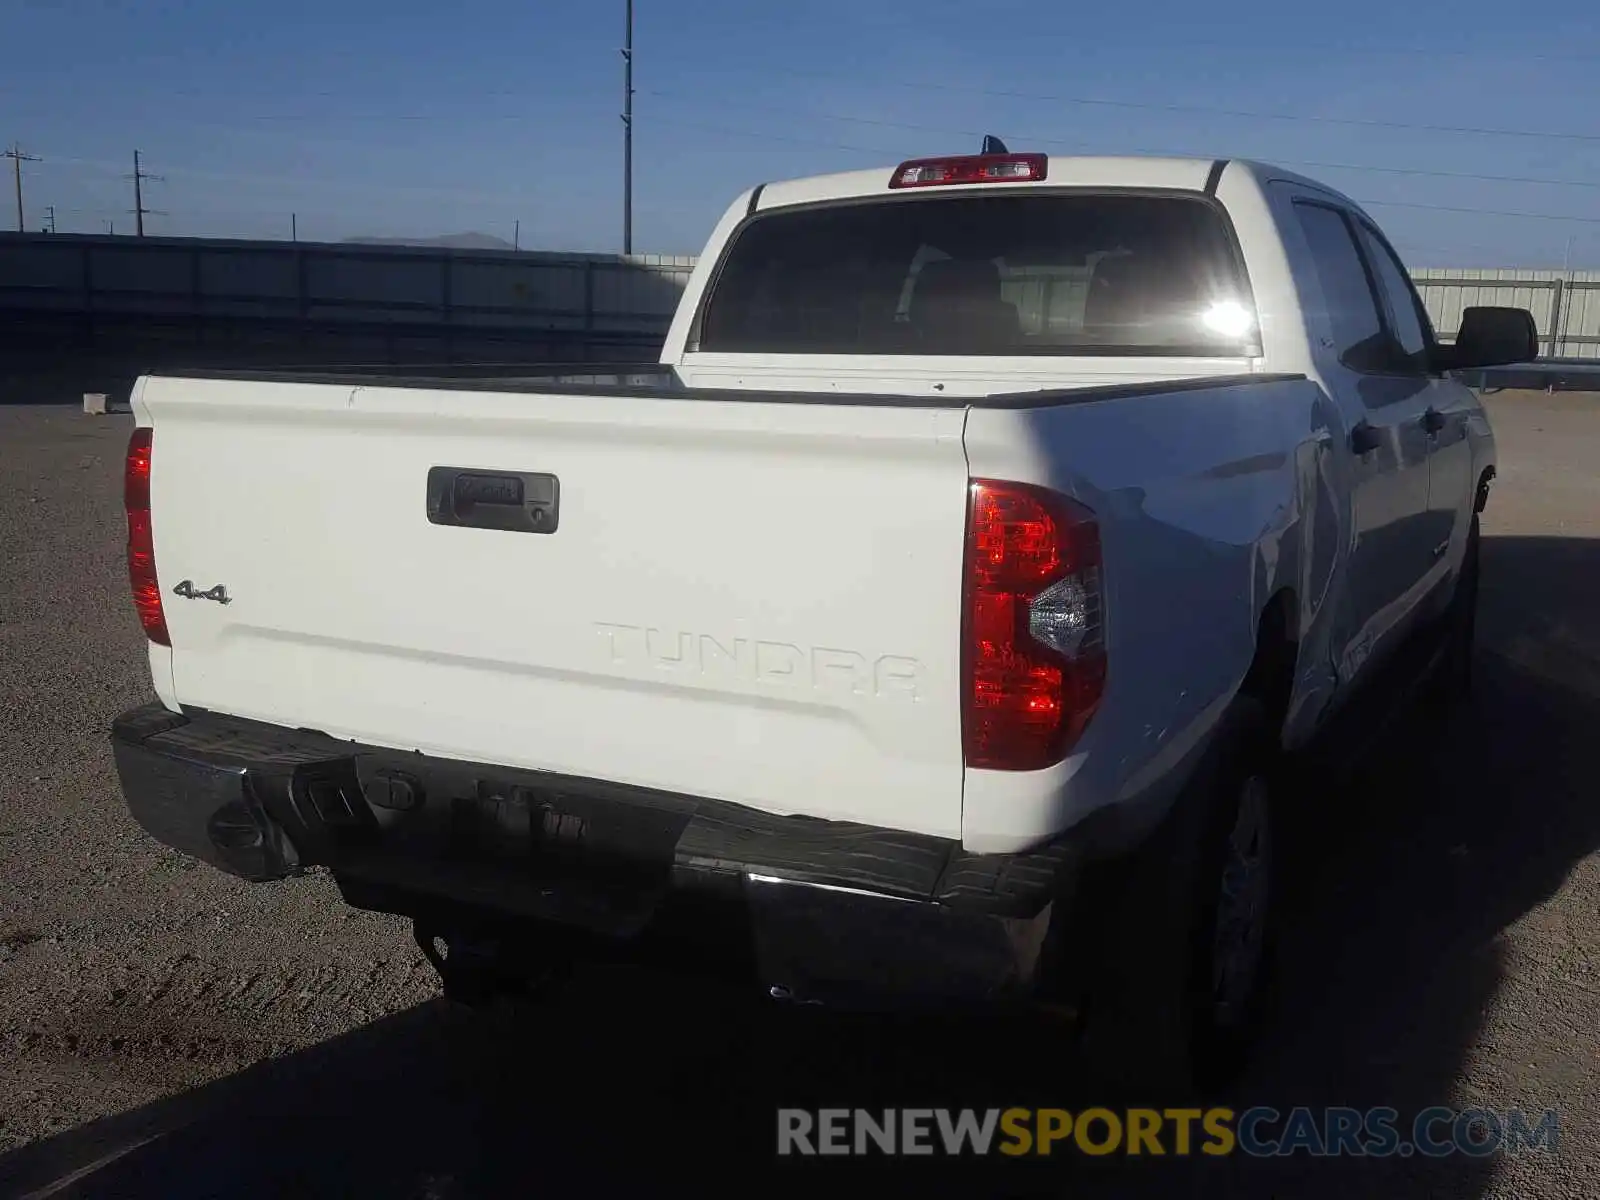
(889, 153, 1047, 189)
(124, 427, 169, 646)
(963, 480, 1105, 771)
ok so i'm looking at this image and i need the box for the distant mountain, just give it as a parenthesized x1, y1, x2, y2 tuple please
(344, 232, 517, 251)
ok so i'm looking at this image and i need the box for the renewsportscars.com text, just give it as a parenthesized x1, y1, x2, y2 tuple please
(777, 1106, 1560, 1158)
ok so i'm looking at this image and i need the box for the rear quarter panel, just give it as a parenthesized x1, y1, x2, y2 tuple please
(961, 377, 1347, 852)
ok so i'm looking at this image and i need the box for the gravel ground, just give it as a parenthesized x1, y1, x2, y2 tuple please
(0, 389, 1597, 1198)
(0, 405, 439, 1133)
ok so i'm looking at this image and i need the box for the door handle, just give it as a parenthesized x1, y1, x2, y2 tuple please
(1350, 421, 1382, 455)
(1421, 407, 1446, 435)
(426, 467, 560, 534)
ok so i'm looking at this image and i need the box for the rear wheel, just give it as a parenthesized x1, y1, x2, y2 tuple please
(1070, 699, 1278, 1094)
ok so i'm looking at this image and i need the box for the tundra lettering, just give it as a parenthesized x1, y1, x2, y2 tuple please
(592, 621, 923, 700)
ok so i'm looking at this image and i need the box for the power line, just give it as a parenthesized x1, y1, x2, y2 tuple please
(646, 91, 1083, 150)
(7, 64, 1591, 147)
(693, 64, 1600, 146)
(646, 89, 1600, 193)
(2, 28, 1594, 111)
(43, 152, 541, 206)
(33, 99, 1600, 224)
(3, 143, 41, 232)
(0, 105, 613, 126)
(41, 204, 131, 216)
(1282, 158, 1600, 193)
(935, 29, 1600, 66)
(646, 114, 1600, 227)
(1359, 198, 1600, 226)
(35, 116, 1593, 238)
(65, 94, 1594, 206)
(650, 116, 890, 157)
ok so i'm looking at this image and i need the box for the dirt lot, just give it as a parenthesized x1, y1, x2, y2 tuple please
(1, 389, 1597, 1198)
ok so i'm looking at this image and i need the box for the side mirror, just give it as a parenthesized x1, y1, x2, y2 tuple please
(1442, 306, 1538, 369)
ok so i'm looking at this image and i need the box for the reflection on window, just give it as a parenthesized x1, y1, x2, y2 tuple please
(700, 194, 1258, 357)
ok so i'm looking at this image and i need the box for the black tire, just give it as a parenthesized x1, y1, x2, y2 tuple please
(1071, 698, 1278, 1096)
(1431, 515, 1480, 703)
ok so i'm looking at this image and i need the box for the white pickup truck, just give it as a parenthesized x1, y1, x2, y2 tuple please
(111, 151, 1534, 1088)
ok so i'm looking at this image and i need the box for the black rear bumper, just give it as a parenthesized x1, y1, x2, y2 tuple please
(112, 702, 1079, 1000)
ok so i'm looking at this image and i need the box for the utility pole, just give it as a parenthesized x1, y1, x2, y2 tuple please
(4, 143, 41, 232)
(514, 218, 520, 251)
(43, 204, 55, 234)
(621, 0, 633, 254)
(291, 212, 298, 242)
(129, 150, 164, 237)
(134, 150, 146, 236)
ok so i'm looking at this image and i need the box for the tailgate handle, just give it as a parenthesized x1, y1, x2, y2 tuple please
(426, 467, 560, 534)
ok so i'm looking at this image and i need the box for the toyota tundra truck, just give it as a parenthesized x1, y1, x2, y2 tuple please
(109, 152, 1534, 1088)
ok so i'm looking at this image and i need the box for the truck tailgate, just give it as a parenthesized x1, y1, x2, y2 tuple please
(138, 377, 970, 839)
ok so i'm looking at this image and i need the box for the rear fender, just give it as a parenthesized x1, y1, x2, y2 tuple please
(960, 377, 1338, 851)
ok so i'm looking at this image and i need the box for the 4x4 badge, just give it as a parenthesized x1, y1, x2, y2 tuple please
(173, 580, 231, 605)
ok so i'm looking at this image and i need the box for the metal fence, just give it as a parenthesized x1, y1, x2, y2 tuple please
(0, 232, 696, 363)
(1411, 269, 1600, 360)
(5, 232, 1598, 365)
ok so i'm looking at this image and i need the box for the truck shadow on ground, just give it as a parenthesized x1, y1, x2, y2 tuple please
(2, 534, 1596, 1199)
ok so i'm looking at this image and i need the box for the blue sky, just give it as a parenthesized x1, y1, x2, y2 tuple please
(4, 0, 1599, 265)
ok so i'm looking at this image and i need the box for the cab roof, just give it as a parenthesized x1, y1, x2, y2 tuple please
(751, 155, 1367, 220)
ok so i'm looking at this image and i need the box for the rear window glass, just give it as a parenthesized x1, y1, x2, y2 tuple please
(697, 193, 1255, 357)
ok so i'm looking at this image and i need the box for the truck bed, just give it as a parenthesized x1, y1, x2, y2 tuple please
(131, 364, 1329, 851)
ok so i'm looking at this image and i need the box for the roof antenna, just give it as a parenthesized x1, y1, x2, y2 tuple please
(981, 134, 1009, 154)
